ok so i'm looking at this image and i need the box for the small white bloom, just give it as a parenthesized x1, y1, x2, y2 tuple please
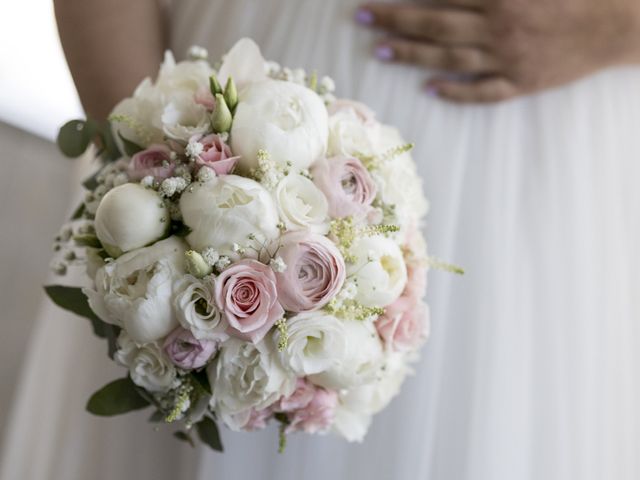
(115, 331, 178, 392)
(197, 166, 216, 183)
(140, 175, 156, 188)
(94, 183, 169, 257)
(214, 256, 231, 271)
(269, 256, 287, 273)
(274, 173, 329, 234)
(201, 247, 220, 266)
(174, 275, 228, 341)
(187, 45, 208, 61)
(185, 139, 204, 159)
(320, 76, 336, 93)
(348, 235, 408, 308)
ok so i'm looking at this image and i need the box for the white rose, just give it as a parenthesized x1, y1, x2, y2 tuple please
(348, 235, 408, 307)
(114, 331, 178, 392)
(230, 79, 329, 172)
(327, 107, 380, 158)
(95, 183, 169, 258)
(372, 126, 429, 227)
(84, 236, 186, 344)
(179, 175, 280, 257)
(174, 275, 228, 341)
(208, 337, 295, 431)
(308, 318, 384, 390)
(279, 311, 348, 377)
(160, 90, 210, 141)
(274, 174, 329, 233)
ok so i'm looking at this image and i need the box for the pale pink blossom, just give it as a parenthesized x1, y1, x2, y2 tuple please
(192, 134, 239, 176)
(128, 144, 176, 180)
(162, 327, 218, 370)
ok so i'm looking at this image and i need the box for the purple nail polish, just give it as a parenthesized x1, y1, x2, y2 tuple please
(355, 8, 374, 25)
(375, 45, 394, 61)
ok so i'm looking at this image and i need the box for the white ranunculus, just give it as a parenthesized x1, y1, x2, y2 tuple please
(230, 79, 329, 172)
(179, 175, 280, 257)
(114, 331, 178, 392)
(174, 275, 228, 341)
(348, 235, 408, 307)
(94, 183, 169, 258)
(372, 125, 429, 227)
(327, 107, 381, 159)
(308, 318, 384, 390)
(84, 236, 186, 344)
(110, 51, 213, 148)
(279, 311, 348, 377)
(208, 337, 295, 431)
(274, 174, 329, 233)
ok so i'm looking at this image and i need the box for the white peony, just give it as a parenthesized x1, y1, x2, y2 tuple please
(84, 236, 186, 344)
(217, 38, 267, 89)
(230, 79, 329, 172)
(110, 51, 212, 147)
(372, 125, 429, 228)
(332, 399, 372, 443)
(308, 318, 384, 390)
(179, 175, 280, 257)
(208, 337, 295, 431)
(94, 183, 169, 258)
(114, 331, 178, 392)
(274, 174, 329, 233)
(348, 235, 408, 307)
(173, 275, 228, 341)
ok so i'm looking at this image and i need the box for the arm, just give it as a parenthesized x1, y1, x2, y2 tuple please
(54, 0, 166, 120)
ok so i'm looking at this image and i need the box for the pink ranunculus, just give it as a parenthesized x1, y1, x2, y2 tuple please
(311, 156, 377, 219)
(214, 259, 284, 343)
(405, 264, 428, 302)
(128, 144, 176, 180)
(162, 327, 218, 370)
(193, 133, 240, 176)
(243, 407, 273, 431)
(328, 99, 377, 126)
(284, 383, 338, 435)
(376, 299, 430, 352)
(274, 232, 346, 313)
(194, 86, 216, 111)
(278, 378, 316, 412)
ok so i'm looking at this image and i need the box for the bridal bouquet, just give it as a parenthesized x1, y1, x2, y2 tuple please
(47, 39, 439, 452)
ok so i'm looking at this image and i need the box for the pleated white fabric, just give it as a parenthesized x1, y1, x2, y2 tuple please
(3, 0, 640, 478)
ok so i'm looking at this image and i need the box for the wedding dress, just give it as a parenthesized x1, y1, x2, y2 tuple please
(3, 0, 640, 479)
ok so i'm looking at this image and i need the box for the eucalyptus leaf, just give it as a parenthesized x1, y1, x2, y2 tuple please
(70, 202, 86, 220)
(44, 285, 109, 338)
(148, 410, 166, 423)
(174, 431, 195, 448)
(86, 377, 150, 416)
(57, 119, 97, 158)
(100, 122, 121, 162)
(82, 170, 101, 191)
(196, 416, 223, 452)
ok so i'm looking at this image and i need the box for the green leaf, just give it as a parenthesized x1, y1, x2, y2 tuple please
(82, 170, 101, 191)
(191, 369, 212, 395)
(196, 416, 223, 452)
(44, 285, 110, 338)
(57, 119, 97, 158)
(70, 202, 86, 220)
(100, 122, 121, 162)
(148, 410, 166, 423)
(117, 132, 144, 157)
(172, 223, 192, 238)
(86, 377, 150, 416)
(174, 431, 195, 448)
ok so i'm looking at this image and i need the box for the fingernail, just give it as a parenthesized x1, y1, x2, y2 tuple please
(375, 44, 394, 61)
(355, 8, 374, 25)
(425, 85, 439, 97)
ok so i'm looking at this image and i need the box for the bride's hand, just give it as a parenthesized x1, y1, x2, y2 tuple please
(355, 0, 640, 102)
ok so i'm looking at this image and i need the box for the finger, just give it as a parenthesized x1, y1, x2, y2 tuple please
(355, 3, 491, 46)
(427, 76, 519, 103)
(435, 0, 485, 10)
(376, 39, 500, 74)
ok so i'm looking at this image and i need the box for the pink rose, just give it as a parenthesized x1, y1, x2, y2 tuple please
(193, 134, 239, 176)
(311, 156, 377, 219)
(162, 327, 217, 370)
(274, 232, 346, 313)
(328, 99, 377, 126)
(214, 259, 284, 343)
(376, 300, 430, 352)
(278, 380, 338, 434)
(128, 144, 176, 180)
(194, 86, 216, 111)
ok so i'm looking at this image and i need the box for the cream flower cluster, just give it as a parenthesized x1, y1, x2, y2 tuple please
(57, 38, 431, 448)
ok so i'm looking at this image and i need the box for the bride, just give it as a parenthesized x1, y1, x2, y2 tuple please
(3, 0, 640, 479)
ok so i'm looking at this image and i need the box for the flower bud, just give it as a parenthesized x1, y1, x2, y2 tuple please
(212, 94, 233, 133)
(224, 77, 238, 111)
(209, 74, 223, 96)
(185, 250, 213, 278)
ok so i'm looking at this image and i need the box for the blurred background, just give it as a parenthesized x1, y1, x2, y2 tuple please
(0, 0, 82, 449)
